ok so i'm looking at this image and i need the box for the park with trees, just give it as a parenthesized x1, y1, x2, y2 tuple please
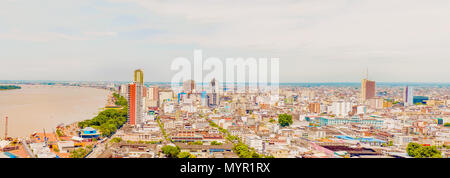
(78, 93, 128, 137)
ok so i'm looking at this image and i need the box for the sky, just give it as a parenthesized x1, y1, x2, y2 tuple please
(0, 0, 449, 83)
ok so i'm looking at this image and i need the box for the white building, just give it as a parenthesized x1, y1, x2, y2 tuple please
(244, 134, 263, 152)
(331, 101, 353, 117)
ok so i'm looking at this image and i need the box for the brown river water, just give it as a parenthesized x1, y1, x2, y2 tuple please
(0, 85, 110, 138)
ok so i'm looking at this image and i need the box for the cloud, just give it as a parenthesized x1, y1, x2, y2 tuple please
(84, 31, 117, 37)
(0, 30, 85, 42)
(106, 0, 450, 52)
(1, 0, 449, 82)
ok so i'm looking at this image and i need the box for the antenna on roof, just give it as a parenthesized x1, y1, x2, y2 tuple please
(365, 67, 369, 80)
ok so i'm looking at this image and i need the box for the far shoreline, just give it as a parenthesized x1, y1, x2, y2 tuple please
(0, 85, 22, 91)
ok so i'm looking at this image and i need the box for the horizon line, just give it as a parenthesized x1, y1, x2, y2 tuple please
(1, 80, 450, 84)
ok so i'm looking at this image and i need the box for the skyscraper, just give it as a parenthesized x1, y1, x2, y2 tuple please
(404, 86, 414, 106)
(128, 69, 145, 127)
(128, 83, 136, 125)
(148, 86, 159, 101)
(146, 86, 160, 107)
(361, 79, 375, 102)
(118, 84, 128, 98)
(183, 80, 196, 93)
(209, 78, 219, 107)
(361, 69, 376, 103)
(361, 68, 376, 102)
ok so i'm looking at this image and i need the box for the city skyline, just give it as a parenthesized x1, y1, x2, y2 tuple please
(1, 0, 450, 82)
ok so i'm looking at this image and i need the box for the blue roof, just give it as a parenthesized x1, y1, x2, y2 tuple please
(335, 135, 386, 143)
(4, 152, 17, 158)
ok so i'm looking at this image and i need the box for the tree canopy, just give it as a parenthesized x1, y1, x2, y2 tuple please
(78, 108, 128, 137)
(211, 141, 223, 145)
(70, 148, 89, 158)
(233, 143, 263, 158)
(161, 145, 181, 158)
(113, 93, 128, 107)
(110, 137, 123, 143)
(178, 152, 196, 158)
(407, 142, 442, 158)
(278, 114, 293, 127)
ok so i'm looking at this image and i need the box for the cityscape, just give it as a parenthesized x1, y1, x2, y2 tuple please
(0, 0, 449, 161)
(0, 68, 448, 158)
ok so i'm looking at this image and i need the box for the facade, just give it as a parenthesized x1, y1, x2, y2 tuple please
(119, 84, 128, 98)
(146, 86, 159, 108)
(309, 117, 383, 127)
(148, 86, 159, 100)
(183, 80, 196, 93)
(404, 86, 414, 106)
(128, 83, 136, 125)
(79, 127, 100, 138)
(331, 101, 352, 117)
(361, 79, 376, 102)
(128, 69, 145, 127)
(308, 103, 321, 114)
(209, 78, 220, 107)
(367, 98, 384, 109)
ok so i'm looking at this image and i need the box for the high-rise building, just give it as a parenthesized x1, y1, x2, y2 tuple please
(308, 103, 321, 114)
(404, 86, 414, 106)
(128, 69, 145, 127)
(119, 84, 128, 98)
(148, 86, 159, 101)
(183, 80, 196, 93)
(331, 101, 352, 117)
(128, 83, 136, 125)
(367, 98, 384, 109)
(146, 86, 160, 108)
(208, 78, 219, 107)
(201, 91, 207, 106)
(361, 79, 376, 102)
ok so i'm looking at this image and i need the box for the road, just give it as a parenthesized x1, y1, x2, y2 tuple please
(86, 137, 110, 158)
(21, 140, 35, 158)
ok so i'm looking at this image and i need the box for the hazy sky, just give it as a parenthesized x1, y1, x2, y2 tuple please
(0, 0, 449, 82)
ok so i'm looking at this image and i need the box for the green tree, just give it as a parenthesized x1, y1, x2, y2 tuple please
(278, 114, 293, 127)
(110, 137, 122, 143)
(407, 142, 442, 158)
(211, 141, 223, 145)
(189, 141, 203, 145)
(233, 143, 263, 158)
(70, 148, 89, 158)
(388, 141, 393, 146)
(161, 145, 181, 158)
(78, 108, 127, 137)
(56, 129, 64, 137)
(178, 152, 196, 158)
